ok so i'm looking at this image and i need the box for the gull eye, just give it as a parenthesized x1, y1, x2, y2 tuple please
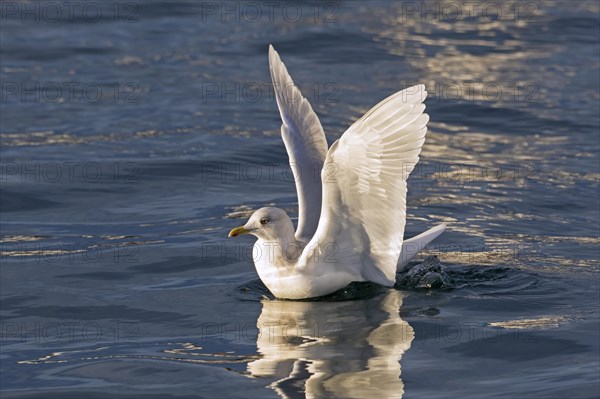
(260, 217, 269, 225)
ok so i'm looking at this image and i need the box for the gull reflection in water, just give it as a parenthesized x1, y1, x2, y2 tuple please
(247, 290, 414, 399)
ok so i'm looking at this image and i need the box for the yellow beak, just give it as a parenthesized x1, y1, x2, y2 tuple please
(228, 226, 251, 237)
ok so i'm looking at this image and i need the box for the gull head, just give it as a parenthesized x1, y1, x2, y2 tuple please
(228, 207, 294, 241)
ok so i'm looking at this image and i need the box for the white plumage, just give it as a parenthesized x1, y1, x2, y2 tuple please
(228, 45, 446, 299)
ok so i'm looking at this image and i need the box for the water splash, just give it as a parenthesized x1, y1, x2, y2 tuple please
(396, 256, 454, 289)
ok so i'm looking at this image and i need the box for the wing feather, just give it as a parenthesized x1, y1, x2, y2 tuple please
(268, 45, 328, 243)
(301, 85, 428, 285)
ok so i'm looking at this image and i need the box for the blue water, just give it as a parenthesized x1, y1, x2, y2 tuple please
(1, 1, 599, 398)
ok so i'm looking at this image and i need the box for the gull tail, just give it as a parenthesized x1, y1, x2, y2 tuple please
(397, 223, 447, 271)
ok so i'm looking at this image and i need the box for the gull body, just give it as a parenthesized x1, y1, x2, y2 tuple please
(229, 46, 446, 299)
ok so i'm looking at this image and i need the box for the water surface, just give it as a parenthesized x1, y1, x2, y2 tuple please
(1, 1, 599, 398)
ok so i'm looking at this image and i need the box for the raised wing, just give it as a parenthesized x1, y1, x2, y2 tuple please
(269, 45, 328, 243)
(302, 85, 429, 286)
